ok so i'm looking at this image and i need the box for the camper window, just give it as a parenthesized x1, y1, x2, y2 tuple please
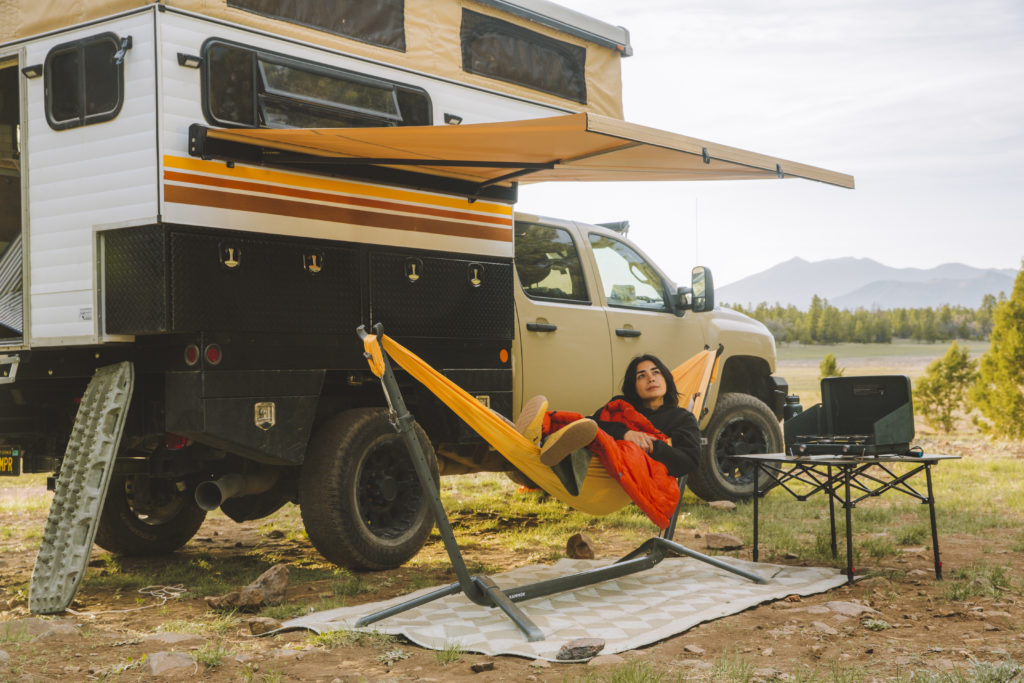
(227, 0, 406, 52)
(202, 40, 430, 129)
(460, 10, 586, 104)
(514, 223, 589, 303)
(44, 33, 125, 130)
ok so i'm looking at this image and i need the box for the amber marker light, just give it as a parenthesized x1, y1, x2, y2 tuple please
(499, 349, 509, 364)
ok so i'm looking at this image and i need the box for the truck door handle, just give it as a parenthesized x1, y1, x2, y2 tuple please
(615, 328, 642, 337)
(526, 322, 558, 332)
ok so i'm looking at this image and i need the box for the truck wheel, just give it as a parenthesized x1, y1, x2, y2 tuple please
(94, 475, 207, 555)
(300, 408, 437, 571)
(687, 392, 782, 502)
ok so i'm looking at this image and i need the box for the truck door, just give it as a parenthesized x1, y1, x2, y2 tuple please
(513, 221, 613, 416)
(0, 57, 23, 343)
(585, 230, 707, 393)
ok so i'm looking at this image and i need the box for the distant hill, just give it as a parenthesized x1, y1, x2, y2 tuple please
(719, 257, 1016, 310)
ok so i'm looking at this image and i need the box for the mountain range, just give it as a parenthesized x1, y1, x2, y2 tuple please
(718, 257, 1018, 310)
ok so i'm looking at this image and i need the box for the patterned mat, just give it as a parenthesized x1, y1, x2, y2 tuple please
(280, 556, 845, 660)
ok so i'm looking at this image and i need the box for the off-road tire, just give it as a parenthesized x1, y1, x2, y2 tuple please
(300, 408, 437, 570)
(687, 392, 782, 502)
(94, 475, 207, 555)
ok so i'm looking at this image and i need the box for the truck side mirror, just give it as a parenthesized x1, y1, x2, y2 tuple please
(673, 285, 692, 316)
(691, 266, 714, 312)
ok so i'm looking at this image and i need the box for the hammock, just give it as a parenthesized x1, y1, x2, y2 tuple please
(363, 333, 720, 516)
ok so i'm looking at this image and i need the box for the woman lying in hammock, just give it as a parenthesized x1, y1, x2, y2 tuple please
(512, 353, 703, 528)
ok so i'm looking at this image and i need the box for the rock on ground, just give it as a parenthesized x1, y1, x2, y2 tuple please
(566, 533, 596, 559)
(705, 532, 743, 550)
(143, 651, 196, 676)
(144, 632, 208, 650)
(205, 562, 290, 611)
(557, 637, 605, 660)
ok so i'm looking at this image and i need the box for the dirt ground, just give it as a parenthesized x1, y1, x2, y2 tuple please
(1, 436, 1023, 682)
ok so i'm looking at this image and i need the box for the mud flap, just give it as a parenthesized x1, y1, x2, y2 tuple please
(29, 362, 134, 614)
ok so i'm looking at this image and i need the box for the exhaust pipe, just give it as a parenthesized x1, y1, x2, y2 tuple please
(195, 471, 279, 511)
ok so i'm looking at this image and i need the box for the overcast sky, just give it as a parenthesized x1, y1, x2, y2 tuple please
(517, 0, 1024, 287)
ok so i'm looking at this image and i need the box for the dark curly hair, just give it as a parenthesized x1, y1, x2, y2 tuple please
(621, 354, 679, 409)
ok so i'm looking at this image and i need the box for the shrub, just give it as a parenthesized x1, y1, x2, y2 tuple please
(819, 353, 844, 380)
(914, 341, 978, 432)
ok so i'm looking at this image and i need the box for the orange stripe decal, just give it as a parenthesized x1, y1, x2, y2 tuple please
(164, 185, 514, 242)
(163, 170, 511, 227)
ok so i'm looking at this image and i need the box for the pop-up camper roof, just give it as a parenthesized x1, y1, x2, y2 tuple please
(0, 0, 630, 117)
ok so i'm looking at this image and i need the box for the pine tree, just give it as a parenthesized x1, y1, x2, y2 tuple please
(971, 263, 1024, 439)
(819, 353, 843, 380)
(914, 342, 978, 432)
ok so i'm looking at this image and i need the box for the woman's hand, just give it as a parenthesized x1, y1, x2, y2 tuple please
(624, 430, 654, 453)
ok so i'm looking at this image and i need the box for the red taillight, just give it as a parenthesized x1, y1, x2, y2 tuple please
(204, 344, 222, 366)
(164, 433, 188, 450)
(184, 344, 200, 367)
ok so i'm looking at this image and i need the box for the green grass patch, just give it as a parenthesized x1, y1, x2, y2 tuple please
(307, 629, 397, 649)
(193, 641, 230, 669)
(576, 659, 684, 682)
(942, 562, 1019, 600)
(432, 640, 464, 665)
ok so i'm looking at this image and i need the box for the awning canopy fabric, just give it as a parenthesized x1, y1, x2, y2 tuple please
(193, 112, 854, 192)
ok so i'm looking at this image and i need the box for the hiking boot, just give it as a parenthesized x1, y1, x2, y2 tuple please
(514, 395, 548, 445)
(540, 418, 597, 466)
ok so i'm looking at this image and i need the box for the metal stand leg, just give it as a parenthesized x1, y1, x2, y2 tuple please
(925, 464, 943, 579)
(828, 465, 838, 559)
(844, 466, 854, 582)
(752, 464, 760, 563)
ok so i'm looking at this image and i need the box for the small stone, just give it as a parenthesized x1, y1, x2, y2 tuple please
(205, 591, 241, 611)
(762, 648, 774, 656)
(566, 533, 596, 560)
(810, 645, 825, 658)
(754, 667, 777, 679)
(823, 601, 879, 618)
(247, 563, 290, 605)
(556, 638, 605, 661)
(784, 552, 799, 560)
(267, 529, 285, 539)
(30, 620, 80, 641)
(143, 651, 195, 676)
(529, 660, 551, 668)
(784, 595, 802, 602)
(812, 621, 839, 636)
(984, 623, 1000, 631)
(247, 617, 282, 635)
(234, 654, 255, 664)
(194, 536, 213, 542)
(705, 532, 743, 550)
(470, 662, 495, 672)
(708, 500, 737, 511)
(588, 654, 625, 666)
(683, 644, 705, 655)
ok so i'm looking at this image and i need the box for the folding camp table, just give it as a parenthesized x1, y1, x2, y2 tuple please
(356, 324, 765, 642)
(735, 453, 959, 584)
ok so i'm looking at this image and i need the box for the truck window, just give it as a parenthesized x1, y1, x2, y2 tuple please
(203, 40, 431, 129)
(514, 223, 589, 303)
(588, 234, 669, 311)
(44, 32, 125, 130)
(460, 9, 586, 104)
(227, 0, 406, 51)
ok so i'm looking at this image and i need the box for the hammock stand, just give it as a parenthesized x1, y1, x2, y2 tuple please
(355, 324, 765, 642)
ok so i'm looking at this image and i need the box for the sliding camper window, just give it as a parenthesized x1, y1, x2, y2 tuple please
(44, 32, 126, 130)
(202, 41, 430, 128)
(460, 9, 586, 104)
(227, 0, 405, 51)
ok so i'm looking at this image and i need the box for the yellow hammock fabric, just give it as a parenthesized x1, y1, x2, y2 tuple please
(363, 334, 719, 516)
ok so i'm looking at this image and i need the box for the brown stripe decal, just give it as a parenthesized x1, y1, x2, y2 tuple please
(164, 185, 514, 242)
(163, 170, 512, 227)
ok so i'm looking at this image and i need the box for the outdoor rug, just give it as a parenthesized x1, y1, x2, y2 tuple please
(279, 557, 846, 660)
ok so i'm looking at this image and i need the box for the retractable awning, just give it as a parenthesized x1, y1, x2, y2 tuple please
(189, 113, 854, 198)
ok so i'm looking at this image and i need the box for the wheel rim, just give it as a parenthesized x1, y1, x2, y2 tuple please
(356, 437, 424, 540)
(124, 477, 187, 526)
(713, 416, 769, 487)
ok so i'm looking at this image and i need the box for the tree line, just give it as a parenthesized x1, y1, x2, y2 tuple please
(728, 294, 1004, 344)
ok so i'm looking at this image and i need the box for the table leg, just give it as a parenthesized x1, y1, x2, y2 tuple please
(925, 464, 942, 579)
(752, 464, 760, 563)
(828, 465, 838, 558)
(844, 466, 854, 583)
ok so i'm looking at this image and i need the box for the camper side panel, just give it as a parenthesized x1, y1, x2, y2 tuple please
(24, 11, 159, 345)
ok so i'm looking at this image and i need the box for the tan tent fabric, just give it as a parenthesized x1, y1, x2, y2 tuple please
(0, 0, 624, 118)
(201, 112, 855, 189)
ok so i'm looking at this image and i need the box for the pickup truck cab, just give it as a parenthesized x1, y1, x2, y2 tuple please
(512, 214, 786, 502)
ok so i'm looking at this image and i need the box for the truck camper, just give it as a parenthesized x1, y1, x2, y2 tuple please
(0, 1, 853, 580)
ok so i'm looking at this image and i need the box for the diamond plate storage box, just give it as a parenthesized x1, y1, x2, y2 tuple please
(784, 375, 915, 456)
